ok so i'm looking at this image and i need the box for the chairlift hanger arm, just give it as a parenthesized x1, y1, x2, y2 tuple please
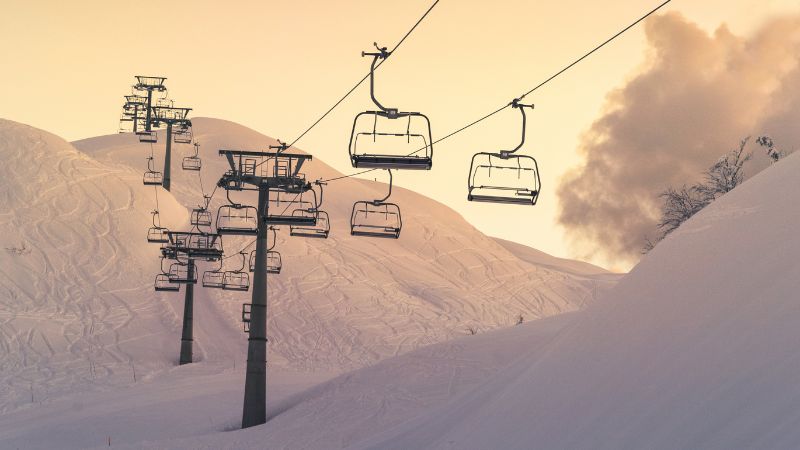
(374, 169, 393, 204)
(501, 100, 535, 157)
(364, 43, 397, 116)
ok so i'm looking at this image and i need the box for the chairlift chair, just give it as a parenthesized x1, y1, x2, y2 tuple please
(350, 169, 402, 239)
(143, 156, 163, 186)
(155, 257, 181, 291)
(266, 189, 318, 226)
(191, 207, 213, 228)
(216, 190, 259, 235)
(147, 210, 170, 243)
(248, 227, 278, 273)
(467, 100, 541, 205)
(222, 252, 250, 292)
(173, 124, 193, 144)
(202, 259, 225, 289)
(138, 130, 158, 143)
(267, 251, 282, 274)
(182, 142, 202, 171)
(155, 274, 181, 292)
(290, 210, 330, 238)
(168, 262, 197, 284)
(349, 43, 433, 170)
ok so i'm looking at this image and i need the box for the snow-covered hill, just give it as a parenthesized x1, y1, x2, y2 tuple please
(0, 117, 613, 418)
(4, 119, 796, 449)
(347, 148, 800, 449)
(84, 133, 798, 450)
(72, 117, 615, 371)
(0, 119, 187, 413)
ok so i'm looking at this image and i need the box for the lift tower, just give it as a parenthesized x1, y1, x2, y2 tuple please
(162, 232, 224, 364)
(133, 76, 167, 133)
(217, 145, 315, 428)
(151, 105, 192, 192)
(120, 94, 148, 134)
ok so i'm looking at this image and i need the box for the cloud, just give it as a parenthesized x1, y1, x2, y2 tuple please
(557, 12, 800, 268)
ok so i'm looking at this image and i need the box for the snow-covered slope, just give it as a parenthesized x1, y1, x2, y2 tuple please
(86, 137, 799, 450)
(359, 150, 800, 449)
(0, 119, 188, 412)
(0, 117, 613, 417)
(73, 117, 616, 371)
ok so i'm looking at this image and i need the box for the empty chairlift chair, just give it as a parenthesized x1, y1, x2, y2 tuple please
(351, 169, 402, 239)
(155, 258, 180, 291)
(349, 43, 433, 170)
(290, 181, 329, 238)
(155, 274, 180, 292)
(266, 251, 282, 274)
(143, 156, 163, 186)
(266, 189, 318, 226)
(168, 262, 197, 284)
(138, 129, 158, 144)
(290, 210, 329, 238)
(467, 99, 541, 205)
(202, 260, 225, 289)
(173, 124, 193, 144)
(216, 191, 259, 235)
(191, 204, 213, 229)
(147, 210, 170, 243)
(222, 252, 250, 292)
(249, 227, 279, 273)
(182, 142, 202, 171)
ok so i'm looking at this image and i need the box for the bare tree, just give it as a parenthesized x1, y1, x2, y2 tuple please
(644, 138, 752, 253)
(695, 138, 752, 202)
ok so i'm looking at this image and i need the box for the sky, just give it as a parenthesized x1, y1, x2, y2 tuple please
(1, 0, 798, 271)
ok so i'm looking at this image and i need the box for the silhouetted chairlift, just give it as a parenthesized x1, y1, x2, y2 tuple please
(349, 43, 433, 170)
(173, 124, 193, 144)
(216, 191, 259, 235)
(248, 227, 280, 273)
(143, 156, 163, 186)
(266, 189, 318, 226)
(191, 196, 213, 228)
(202, 259, 225, 289)
(223, 252, 250, 292)
(138, 130, 158, 144)
(182, 142, 202, 171)
(350, 169, 402, 239)
(168, 261, 197, 284)
(467, 99, 541, 205)
(147, 210, 170, 243)
(266, 251, 282, 274)
(155, 257, 180, 291)
(290, 180, 329, 238)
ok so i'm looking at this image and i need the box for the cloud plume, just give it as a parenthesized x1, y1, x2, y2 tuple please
(558, 12, 800, 268)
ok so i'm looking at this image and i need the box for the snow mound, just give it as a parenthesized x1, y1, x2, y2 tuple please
(358, 151, 800, 448)
(0, 119, 187, 412)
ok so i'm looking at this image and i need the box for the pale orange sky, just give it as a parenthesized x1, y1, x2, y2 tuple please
(1, 0, 797, 270)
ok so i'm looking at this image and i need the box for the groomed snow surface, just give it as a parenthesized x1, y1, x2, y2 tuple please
(3, 118, 797, 449)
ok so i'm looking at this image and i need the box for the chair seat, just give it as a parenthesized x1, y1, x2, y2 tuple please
(217, 227, 259, 236)
(351, 155, 432, 170)
(467, 192, 538, 205)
